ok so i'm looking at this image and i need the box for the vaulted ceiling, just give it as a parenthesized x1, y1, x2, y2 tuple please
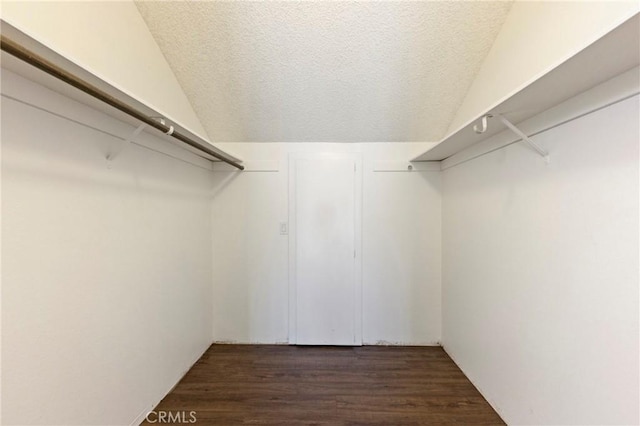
(135, 1, 512, 143)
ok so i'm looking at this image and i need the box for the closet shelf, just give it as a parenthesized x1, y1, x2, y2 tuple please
(412, 14, 639, 162)
(0, 21, 243, 168)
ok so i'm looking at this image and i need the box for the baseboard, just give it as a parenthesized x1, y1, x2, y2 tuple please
(212, 340, 290, 345)
(212, 340, 442, 346)
(364, 340, 441, 346)
(129, 341, 213, 426)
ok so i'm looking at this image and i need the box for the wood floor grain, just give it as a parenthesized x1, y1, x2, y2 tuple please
(142, 345, 504, 425)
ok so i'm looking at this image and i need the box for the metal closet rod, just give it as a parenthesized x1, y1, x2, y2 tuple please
(0, 35, 244, 171)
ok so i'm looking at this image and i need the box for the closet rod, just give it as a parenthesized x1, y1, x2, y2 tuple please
(0, 35, 244, 171)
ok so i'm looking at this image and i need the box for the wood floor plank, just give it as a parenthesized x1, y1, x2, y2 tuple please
(141, 345, 504, 425)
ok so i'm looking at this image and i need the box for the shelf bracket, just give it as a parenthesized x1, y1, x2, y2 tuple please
(106, 123, 147, 167)
(496, 114, 549, 163)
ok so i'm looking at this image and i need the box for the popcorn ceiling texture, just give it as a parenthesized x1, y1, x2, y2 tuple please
(135, 1, 512, 143)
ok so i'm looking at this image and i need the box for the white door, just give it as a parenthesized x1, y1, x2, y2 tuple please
(289, 154, 362, 345)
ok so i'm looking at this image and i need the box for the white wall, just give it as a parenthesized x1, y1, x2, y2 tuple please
(210, 143, 442, 345)
(0, 0, 209, 141)
(442, 96, 639, 425)
(1, 71, 214, 425)
(210, 152, 289, 343)
(447, 1, 639, 134)
(363, 159, 441, 345)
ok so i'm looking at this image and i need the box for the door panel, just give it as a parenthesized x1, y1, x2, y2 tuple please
(291, 155, 360, 345)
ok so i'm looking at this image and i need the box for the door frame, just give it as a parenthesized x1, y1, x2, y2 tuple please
(287, 152, 363, 345)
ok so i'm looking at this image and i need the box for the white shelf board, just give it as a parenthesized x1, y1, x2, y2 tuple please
(413, 14, 640, 162)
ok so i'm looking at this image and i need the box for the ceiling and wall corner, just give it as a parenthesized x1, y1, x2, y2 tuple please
(134, 1, 512, 143)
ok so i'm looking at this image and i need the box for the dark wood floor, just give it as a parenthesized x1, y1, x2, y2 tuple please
(143, 345, 504, 425)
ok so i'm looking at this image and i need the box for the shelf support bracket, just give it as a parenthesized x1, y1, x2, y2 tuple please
(106, 123, 147, 167)
(496, 114, 549, 162)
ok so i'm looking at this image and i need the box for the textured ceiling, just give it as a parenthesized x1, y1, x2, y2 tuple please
(135, 1, 512, 143)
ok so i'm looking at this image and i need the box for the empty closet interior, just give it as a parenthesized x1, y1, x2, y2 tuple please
(1, 1, 638, 425)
